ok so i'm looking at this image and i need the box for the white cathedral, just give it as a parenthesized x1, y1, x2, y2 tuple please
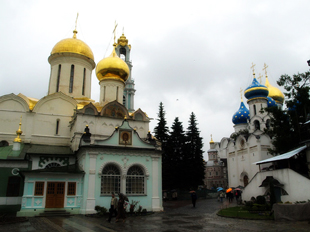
(209, 65, 310, 203)
(0, 27, 163, 216)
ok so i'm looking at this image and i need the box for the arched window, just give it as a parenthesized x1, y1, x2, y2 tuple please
(254, 120, 260, 130)
(82, 68, 86, 96)
(56, 64, 61, 92)
(253, 105, 257, 115)
(120, 47, 126, 61)
(101, 164, 120, 195)
(126, 165, 145, 195)
(69, 64, 74, 93)
(0, 140, 9, 147)
(55, 119, 60, 135)
(244, 175, 249, 187)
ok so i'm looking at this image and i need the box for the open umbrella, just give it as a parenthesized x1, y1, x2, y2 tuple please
(226, 188, 232, 193)
(217, 187, 224, 192)
(234, 188, 241, 191)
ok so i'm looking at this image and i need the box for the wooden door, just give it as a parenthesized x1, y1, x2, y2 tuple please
(45, 182, 65, 208)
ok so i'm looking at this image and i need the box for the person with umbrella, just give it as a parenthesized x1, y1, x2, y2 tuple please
(116, 193, 128, 223)
(189, 189, 197, 208)
(107, 192, 118, 223)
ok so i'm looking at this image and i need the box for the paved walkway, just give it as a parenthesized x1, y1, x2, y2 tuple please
(1, 199, 309, 232)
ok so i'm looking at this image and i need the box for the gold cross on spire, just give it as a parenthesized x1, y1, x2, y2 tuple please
(258, 73, 263, 84)
(113, 21, 118, 44)
(240, 87, 243, 101)
(263, 63, 268, 77)
(73, 13, 79, 39)
(250, 62, 256, 74)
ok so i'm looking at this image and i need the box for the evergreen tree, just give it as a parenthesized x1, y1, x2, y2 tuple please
(185, 112, 205, 189)
(153, 102, 170, 190)
(153, 102, 169, 143)
(166, 117, 186, 189)
(265, 71, 310, 154)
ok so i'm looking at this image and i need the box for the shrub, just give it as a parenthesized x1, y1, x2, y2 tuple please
(256, 195, 266, 205)
(94, 205, 107, 216)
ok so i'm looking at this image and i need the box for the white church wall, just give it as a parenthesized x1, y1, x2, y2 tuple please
(243, 169, 310, 203)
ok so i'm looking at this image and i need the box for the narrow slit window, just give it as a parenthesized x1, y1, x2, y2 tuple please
(56, 119, 60, 135)
(82, 68, 86, 96)
(69, 65, 74, 93)
(56, 64, 61, 92)
(116, 86, 119, 101)
(253, 105, 257, 115)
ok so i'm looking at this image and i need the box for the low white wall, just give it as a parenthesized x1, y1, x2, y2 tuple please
(243, 169, 310, 202)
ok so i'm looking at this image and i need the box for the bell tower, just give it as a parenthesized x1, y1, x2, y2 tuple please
(115, 33, 136, 112)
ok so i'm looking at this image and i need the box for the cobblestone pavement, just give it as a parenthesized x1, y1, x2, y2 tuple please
(1, 199, 309, 232)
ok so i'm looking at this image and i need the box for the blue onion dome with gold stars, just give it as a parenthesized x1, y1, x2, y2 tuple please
(244, 77, 269, 101)
(232, 99, 250, 125)
(267, 96, 276, 108)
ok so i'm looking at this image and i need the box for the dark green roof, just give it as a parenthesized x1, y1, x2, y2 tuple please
(0, 143, 28, 160)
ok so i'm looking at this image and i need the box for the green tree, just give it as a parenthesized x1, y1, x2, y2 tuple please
(265, 71, 310, 154)
(153, 102, 170, 190)
(165, 117, 186, 189)
(185, 112, 205, 189)
(154, 102, 169, 143)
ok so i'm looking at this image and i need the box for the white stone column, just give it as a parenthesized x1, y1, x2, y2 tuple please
(85, 152, 97, 213)
(151, 157, 162, 211)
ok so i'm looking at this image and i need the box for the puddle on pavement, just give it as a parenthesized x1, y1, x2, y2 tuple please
(168, 214, 188, 217)
(183, 225, 204, 230)
(183, 216, 205, 220)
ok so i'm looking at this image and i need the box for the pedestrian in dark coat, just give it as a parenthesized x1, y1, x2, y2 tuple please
(116, 193, 126, 222)
(190, 190, 197, 207)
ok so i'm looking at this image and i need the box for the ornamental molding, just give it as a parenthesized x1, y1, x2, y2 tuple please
(125, 162, 150, 176)
(88, 152, 98, 158)
(89, 169, 96, 175)
(98, 161, 124, 175)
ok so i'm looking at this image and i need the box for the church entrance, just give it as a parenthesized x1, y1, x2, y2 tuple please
(243, 175, 249, 187)
(46, 182, 65, 208)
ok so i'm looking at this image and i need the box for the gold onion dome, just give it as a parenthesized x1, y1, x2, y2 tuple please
(50, 30, 94, 61)
(96, 45, 130, 82)
(265, 77, 284, 104)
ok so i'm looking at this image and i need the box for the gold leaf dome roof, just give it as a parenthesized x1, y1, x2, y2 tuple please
(265, 77, 284, 104)
(96, 46, 129, 82)
(51, 30, 94, 61)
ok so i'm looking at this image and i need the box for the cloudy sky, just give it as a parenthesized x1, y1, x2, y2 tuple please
(1, 0, 310, 160)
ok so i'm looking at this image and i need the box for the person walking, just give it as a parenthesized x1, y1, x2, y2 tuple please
(219, 191, 225, 203)
(107, 192, 118, 223)
(190, 189, 197, 208)
(116, 193, 127, 223)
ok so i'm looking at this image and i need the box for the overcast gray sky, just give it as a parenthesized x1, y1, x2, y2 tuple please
(1, 0, 310, 160)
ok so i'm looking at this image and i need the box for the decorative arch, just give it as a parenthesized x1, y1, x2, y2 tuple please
(99, 161, 124, 175)
(33, 92, 77, 114)
(132, 108, 149, 121)
(0, 93, 29, 112)
(80, 102, 98, 115)
(100, 100, 129, 119)
(240, 171, 249, 187)
(125, 162, 150, 177)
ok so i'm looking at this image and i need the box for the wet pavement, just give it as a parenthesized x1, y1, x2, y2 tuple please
(1, 199, 309, 232)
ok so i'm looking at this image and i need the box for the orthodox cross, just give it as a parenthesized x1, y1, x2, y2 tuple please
(113, 21, 118, 44)
(73, 13, 79, 39)
(258, 73, 263, 84)
(240, 88, 243, 100)
(250, 62, 256, 74)
(75, 13, 79, 31)
(263, 63, 268, 77)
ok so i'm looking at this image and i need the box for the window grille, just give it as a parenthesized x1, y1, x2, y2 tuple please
(67, 182, 76, 195)
(101, 164, 120, 195)
(35, 182, 44, 196)
(126, 166, 145, 195)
